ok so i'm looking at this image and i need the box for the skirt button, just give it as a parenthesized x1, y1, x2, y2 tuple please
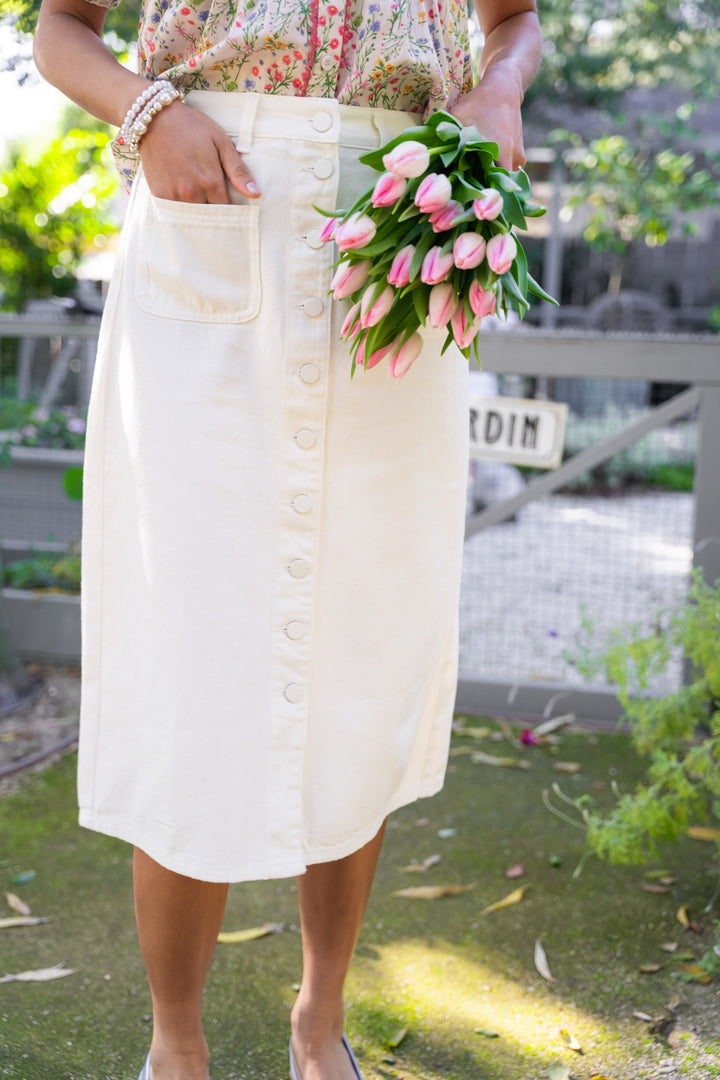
(284, 683, 304, 703)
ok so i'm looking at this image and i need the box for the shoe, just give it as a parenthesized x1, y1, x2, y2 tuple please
(288, 1035, 364, 1080)
(137, 1052, 151, 1080)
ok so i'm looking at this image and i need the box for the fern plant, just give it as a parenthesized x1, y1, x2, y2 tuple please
(556, 569, 720, 867)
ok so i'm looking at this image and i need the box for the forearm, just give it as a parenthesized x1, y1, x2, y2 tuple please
(34, 1, 150, 129)
(478, 10, 542, 101)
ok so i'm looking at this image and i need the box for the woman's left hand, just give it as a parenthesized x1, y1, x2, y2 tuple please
(449, 63, 526, 171)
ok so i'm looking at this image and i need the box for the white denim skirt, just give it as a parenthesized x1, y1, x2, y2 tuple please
(78, 92, 469, 882)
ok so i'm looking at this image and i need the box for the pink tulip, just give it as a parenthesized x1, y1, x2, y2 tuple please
(486, 232, 517, 275)
(330, 259, 371, 299)
(388, 332, 423, 380)
(451, 304, 481, 349)
(414, 172, 452, 213)
(360, 283, 395, 328)
(387, 244, 416, 287)
(335, 212, 377, 252)
(472, 189, 504, 221)
(429, 199, 463, 233)
(356, 336, 392, 370)
(371, 171, 407, 208)
(453, 232, 486, 270)
(382, 140, 431, 178)
(319, 216, 339, 243)
(468, 279, 498, 318)
(427, 283, 457, 329)
(421, 246, 454, 285)
(341, 300, 362, 339)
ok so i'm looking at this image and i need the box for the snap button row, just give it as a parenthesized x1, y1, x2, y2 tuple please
(284, 683, 304, 703)
(303, 296, 324, 317)
(292, 494, 312, 514)
(285, 621, 306, 641)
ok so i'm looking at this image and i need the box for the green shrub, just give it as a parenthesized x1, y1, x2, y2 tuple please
(554, 570, 720, 866)
(2, 553, 81, 593)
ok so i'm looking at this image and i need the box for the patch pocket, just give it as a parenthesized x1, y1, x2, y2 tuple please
(135, 194, 261, 323)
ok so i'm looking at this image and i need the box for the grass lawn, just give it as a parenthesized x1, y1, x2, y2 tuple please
(1, 719, 719, 1080)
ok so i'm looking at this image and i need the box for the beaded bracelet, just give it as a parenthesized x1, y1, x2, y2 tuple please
(118, 79, 184, 153)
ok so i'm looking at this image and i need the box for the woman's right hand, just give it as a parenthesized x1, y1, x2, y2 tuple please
(138, 100, 260, 204)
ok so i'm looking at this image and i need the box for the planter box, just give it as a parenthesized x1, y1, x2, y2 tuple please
(0, 446, 83, 545)
(1, 588, 81, 663)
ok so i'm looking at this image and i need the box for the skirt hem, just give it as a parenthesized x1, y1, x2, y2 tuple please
(78, 772, 445, 883)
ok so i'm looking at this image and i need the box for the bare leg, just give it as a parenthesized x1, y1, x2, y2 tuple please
(133, 848, 229, 1080)
(290, 823, 386, 1080)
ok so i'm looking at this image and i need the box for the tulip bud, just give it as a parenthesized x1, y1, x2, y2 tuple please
(360, 283, 395, 328)
(472, 189, 504, 221)
(356, 336, 393, 370)
(414, 172, 452, 213)
(341, 300, 362, 339)
(421, 246, 454, 285)
(427, 282, 457, 329)
(451, 304, 481, 349)
(429, 200, 463, 233)
(486, 232, 517, 275)
(468, 279, 497, 318)
(330, 259, 372, 299)
(453, 232, 486, 270)
(371, 171, 408, 208)
(387, 244, 416, 287)
(319, 216, 339, 243)
(382, 140, 431, 178)
(335, 212, 377, 252)
(388, 332, 423, 380)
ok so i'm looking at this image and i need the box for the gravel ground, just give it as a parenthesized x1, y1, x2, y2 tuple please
(460, 489, 694, 695)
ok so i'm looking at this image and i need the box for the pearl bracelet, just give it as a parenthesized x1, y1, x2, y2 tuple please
(118, 79, 183, 153)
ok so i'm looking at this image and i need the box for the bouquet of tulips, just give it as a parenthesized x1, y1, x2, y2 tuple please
(318, 110, 556, 379)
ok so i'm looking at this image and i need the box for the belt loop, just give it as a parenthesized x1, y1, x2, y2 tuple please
(234, 93, 261, 153)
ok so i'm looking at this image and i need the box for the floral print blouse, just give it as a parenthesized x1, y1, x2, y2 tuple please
(86, 0, 473, 184)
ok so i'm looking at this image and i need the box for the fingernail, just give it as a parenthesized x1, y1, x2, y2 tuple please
(245, 182, 259, 195)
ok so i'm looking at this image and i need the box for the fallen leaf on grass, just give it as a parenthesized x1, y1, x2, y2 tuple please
(0, 916, 51, 929)
(534, 714, 575, 737)
(632, 1011, 654, 1022)
(386, 1027, 407, 1048)
(474, 1028, 499, 1038)
(217, 922, 283, 943)
(392, 884, 476, 900)
(448, 746, 474, 757)
(534, 939, 556, 983)
(559, 1028, 583, 1053)
(5, 893, 31, 916)
(547, 1064, 571, 1080)
(471, 751, 531, 769)
(437, 828, 456, 839)
(638, 963, 664, 974)
(642, 883, 670, 894)
(10, 872, 36, 886)
(504, 864, 525, 879)
(0, 964, 75, 983)
(677, 963, 711, 984)
(480, 887, 525, 916)
(665, 994, 681, 1012)
(670, 951, 696, 961)
(553, 762, 582, 775)
(458, 726, 491, 740)
(644, 869, 672, 880)
(687, 826, 720, 842)
(590, 1075, 635, 1079)
(659, 942, 678, 953)
(400, 854, 441, 873)
(676, 905, 690, 927)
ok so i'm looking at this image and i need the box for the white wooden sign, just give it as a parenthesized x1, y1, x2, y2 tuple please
(469, 395, 568, 469)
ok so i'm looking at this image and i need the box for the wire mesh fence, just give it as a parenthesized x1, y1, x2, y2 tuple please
(459, 375, 697, 698)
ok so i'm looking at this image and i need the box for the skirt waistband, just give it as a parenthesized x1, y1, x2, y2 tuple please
(183, 91, 416, 153)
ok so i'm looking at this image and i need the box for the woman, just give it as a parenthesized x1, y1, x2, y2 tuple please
(33, 2, 541, 1078)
